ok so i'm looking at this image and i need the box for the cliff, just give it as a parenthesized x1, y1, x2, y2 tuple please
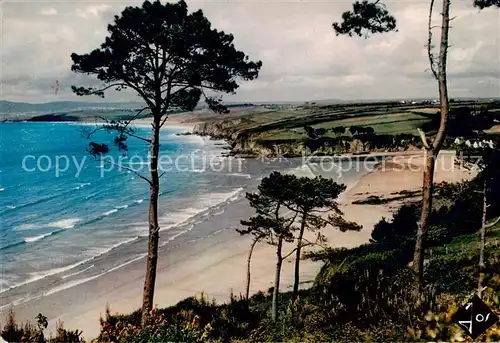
(192, 119, 243, 140)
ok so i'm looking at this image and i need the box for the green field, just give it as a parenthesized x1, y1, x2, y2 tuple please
(190, 100, 500, 144)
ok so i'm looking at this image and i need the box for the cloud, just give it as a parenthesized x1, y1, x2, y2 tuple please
(40, 8, 57, 16)
(1, 0, 499, 102)
(75, 4, 112, 18)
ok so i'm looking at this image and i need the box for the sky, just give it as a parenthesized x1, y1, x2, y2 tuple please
(1, 0, 500, 103)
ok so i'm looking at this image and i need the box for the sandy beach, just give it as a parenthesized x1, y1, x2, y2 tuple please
(0, 150, 473, 340)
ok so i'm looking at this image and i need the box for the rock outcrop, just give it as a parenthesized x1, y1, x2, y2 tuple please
(192, 119, 242, 140)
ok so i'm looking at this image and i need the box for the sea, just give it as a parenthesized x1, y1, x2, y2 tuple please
(0, 109, 378, 310)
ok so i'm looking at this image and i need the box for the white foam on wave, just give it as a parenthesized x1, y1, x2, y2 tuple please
(196, 187, 244, 208)
(44, 275, 101, 297)
(168, 133, 205, 145)
(135, 199, 144, 204)
(161, 225, 194, 247)
(157, 187, 244, 244)
(102, 202, 133, 216)
(44, 253, 146, 297)
(7, 205, 16, 209)
(0, 236, 141, 295)
(49, 218, 81, 229)
(225, 173, 252, 179)
(61, 265, 95, 279)
(24, 232, 53, 243)
(15, 223, 40, 231)
(16, 218, 80, 233)
(213, 209, 225, 216)
(160, 208, 204, 232)
(74, 182, 91, 190)
(208, 228, 227, 237)
(91, 236, 140, 257)
(103, 209, 118, 216)
(0, 255, 96, 295)
(0, 187, 4, 191)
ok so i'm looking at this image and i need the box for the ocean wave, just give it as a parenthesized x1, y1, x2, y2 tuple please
(44, 275, 101, 297)
(102, 209, 118, 216)
(0, 187, 4, 191)
(103, 201, 136, 216)
(157, 187, 244, 243)
(0, 240, 25, 251)
(160, 207, 208, 229)
(24, 232, 54, 243)
(213, 209, 225, 216)
(89, 236, 140, 258)
(0, 255, 97, 295)
(44, 253, 146, 297)
(14, 218, 80, 234)
(48, 218, 81, 229)
(82, 198, 143, 225)
(2, 188, 80, 214)
(208, 228, 227, 237)
(74, 182, 91, 190)
(84, 191, 102, 201)
(1, 187, 244, 296)
(159, 190, 173, 197)
(3, 219, 80, 250)
(167, 133, 205, 145)
(161, 225, 194, 247)
(225, 173, 252, 179)
(0, 236, 140, 295)
(61, 265, 95, 279)
(15, 223, 40, 231)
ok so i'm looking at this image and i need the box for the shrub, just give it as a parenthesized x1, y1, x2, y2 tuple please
(370, 204, 419, 246)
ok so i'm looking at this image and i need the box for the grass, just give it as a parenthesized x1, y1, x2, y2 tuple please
(247, 111, 431, 141)
(258, 130, 304, 141)
(311, 112, 431, 135)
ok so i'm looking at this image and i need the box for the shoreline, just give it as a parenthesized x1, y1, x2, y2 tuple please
(0, 159, 372, 339)
(0, 151, 473, 340)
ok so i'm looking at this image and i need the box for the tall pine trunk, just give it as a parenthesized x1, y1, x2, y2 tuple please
(413, 151, 437, 284)
(141, 115, 161, 326)
(245, 237, 259, 300)
(272, 237, 283, 321)
(291, 212, 306, 303)
(478, 179, 487, 298)
(413, 0, 450, 285)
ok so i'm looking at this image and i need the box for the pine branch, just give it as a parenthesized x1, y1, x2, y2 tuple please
(485, 216, 500, 228)
(98, 158, 152, 185)
(418, 128, 431, 150)
(427, 0, 439, 80)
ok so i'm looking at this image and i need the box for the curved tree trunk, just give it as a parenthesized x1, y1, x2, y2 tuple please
(291, 212, 306, 303)
(272, 237, 284, 321)
(413, 0, 450, 286)
(141, 115, 161, 326)
(245, 237, 260, 300)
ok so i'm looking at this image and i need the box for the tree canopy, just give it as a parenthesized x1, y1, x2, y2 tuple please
(71, 0, 262, 115)
(333, 0, 499, 39)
